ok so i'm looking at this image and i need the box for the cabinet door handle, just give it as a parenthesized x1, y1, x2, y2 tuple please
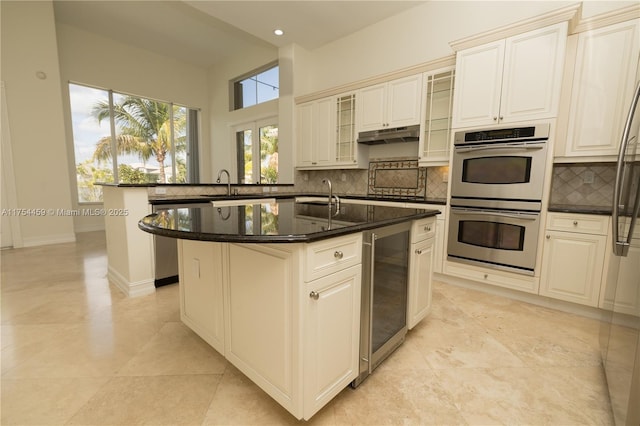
(499, 116, 504, 120)
(546, 235, 551, 239)
(493, 116, 498, 121)
(573, 221, 578, 226)
(415, 249, 423, 255)
(334, 251, 344, 259)
(309, 291, 320, 300)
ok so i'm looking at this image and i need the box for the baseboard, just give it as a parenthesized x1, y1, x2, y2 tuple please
(155, 275, 179, 287)
(21, 233, 76, 248)
(108, 265, 155, 298)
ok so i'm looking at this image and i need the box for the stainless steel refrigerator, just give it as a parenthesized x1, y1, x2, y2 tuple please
(601, 81, 640, 426)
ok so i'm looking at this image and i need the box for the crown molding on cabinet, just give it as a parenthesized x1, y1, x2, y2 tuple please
(449, 3, 582, 52)
(572, 4, 640, 33)
(294, 55, 455, 105)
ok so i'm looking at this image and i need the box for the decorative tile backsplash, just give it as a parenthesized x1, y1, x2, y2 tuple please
(426, 166, 449, 201)
(294, 169, 369, 195)
(550, 163, 616, 207)
(294, 160, 448, 201)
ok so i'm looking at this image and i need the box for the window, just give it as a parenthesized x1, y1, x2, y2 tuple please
(235, 119, 278, 184)
(68, 83, 199, 202)
(232, 63, 279, 110)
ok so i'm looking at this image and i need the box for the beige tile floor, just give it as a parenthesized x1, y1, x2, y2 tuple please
(1, 231, 613, 425)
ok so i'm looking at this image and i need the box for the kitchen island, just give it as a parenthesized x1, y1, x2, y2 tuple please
(138, 197, 439, 420)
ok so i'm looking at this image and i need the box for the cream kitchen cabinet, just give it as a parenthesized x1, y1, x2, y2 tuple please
(296, 97, 334, 168)
(303, 264, 361, 419)
(419, 69, 455, 166)
(407, 217, 436, 329)
(177, 240, 225, 354)
(296, 93, 365, 169)
(357, 74, 423, 132)
(185, 233, 363, 421)
(557, 19, 640, 160)
(540, 213, 609, 307)
(452, 22, 567, 128)
(404, 203, 445, 274)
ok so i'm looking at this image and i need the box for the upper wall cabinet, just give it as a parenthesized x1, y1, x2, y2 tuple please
(452, 22, 568, 128)
(297, 97, 334, 168)
(357, 74, 423, 132)
(296, 93, 366, 170)
(419, 68, 455, 166)
(556, 19, 640, 160)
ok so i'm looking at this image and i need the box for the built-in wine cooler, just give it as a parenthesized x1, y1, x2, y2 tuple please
(352, 222, 411, 387)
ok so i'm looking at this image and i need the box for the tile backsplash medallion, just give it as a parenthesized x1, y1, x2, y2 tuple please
(368, 159, 426, 198)
(550, 163, 616, 207)
(294, 159, 448, 201)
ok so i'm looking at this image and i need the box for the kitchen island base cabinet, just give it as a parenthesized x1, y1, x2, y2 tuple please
(177, 235, 362, 420)
(304, 265, 361, 419)
(407, 217, 437, 329)
(177, 240, 225, 355)
(225, 244, 301, 415)
(407, 237, 435, 329)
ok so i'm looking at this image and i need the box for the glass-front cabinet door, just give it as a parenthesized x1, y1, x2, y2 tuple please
(420, 69, 455, 166)
(335, 93, 356, 164)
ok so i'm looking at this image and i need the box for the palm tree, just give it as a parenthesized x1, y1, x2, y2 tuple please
(260, 126, 278, 183)
(92, 97, 186, 183)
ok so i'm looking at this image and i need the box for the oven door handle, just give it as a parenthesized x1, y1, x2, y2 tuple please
(451, 208, 539, 221)
(454, 142, 545, 153)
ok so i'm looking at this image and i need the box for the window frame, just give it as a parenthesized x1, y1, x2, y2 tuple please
(229, 60, 279, 111)
(67, 82, 200, 204)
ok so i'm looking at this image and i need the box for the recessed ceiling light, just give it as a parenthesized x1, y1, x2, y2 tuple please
(274, 29, 284, 36)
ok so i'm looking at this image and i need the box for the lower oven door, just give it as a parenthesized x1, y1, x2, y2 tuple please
(447, 206, 541, 274)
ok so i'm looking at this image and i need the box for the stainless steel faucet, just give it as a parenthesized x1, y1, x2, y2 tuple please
(322, 178, 340, 215)
(216, 169, 231, 196)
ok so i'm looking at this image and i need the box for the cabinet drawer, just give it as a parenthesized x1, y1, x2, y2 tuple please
(444, 261, 539, 293)
(546, 212, 609, 235)
(411, 217, 436, 243)
(305, 233, 362, 281)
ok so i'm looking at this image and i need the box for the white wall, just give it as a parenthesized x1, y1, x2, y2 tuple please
(300, 1, 636, 95)
(56, 23, 211, 232)
(0, 0, 75, 247)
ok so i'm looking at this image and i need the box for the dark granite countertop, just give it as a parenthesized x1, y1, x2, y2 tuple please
(548, 204, 612, 216)
(139, 197, 440, 243)
(149, 193, 447, 206)
(98, 182, 295, 188)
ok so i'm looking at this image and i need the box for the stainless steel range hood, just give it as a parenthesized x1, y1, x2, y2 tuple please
(357, 125, 420, 145)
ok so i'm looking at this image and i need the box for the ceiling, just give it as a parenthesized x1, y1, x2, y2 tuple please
(53, 1, 425, 68)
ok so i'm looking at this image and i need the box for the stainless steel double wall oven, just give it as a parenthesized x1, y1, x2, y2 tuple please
(448, 123, 550, 274)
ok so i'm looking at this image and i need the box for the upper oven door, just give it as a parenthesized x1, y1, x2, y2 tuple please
(451, 140, 548, 201)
